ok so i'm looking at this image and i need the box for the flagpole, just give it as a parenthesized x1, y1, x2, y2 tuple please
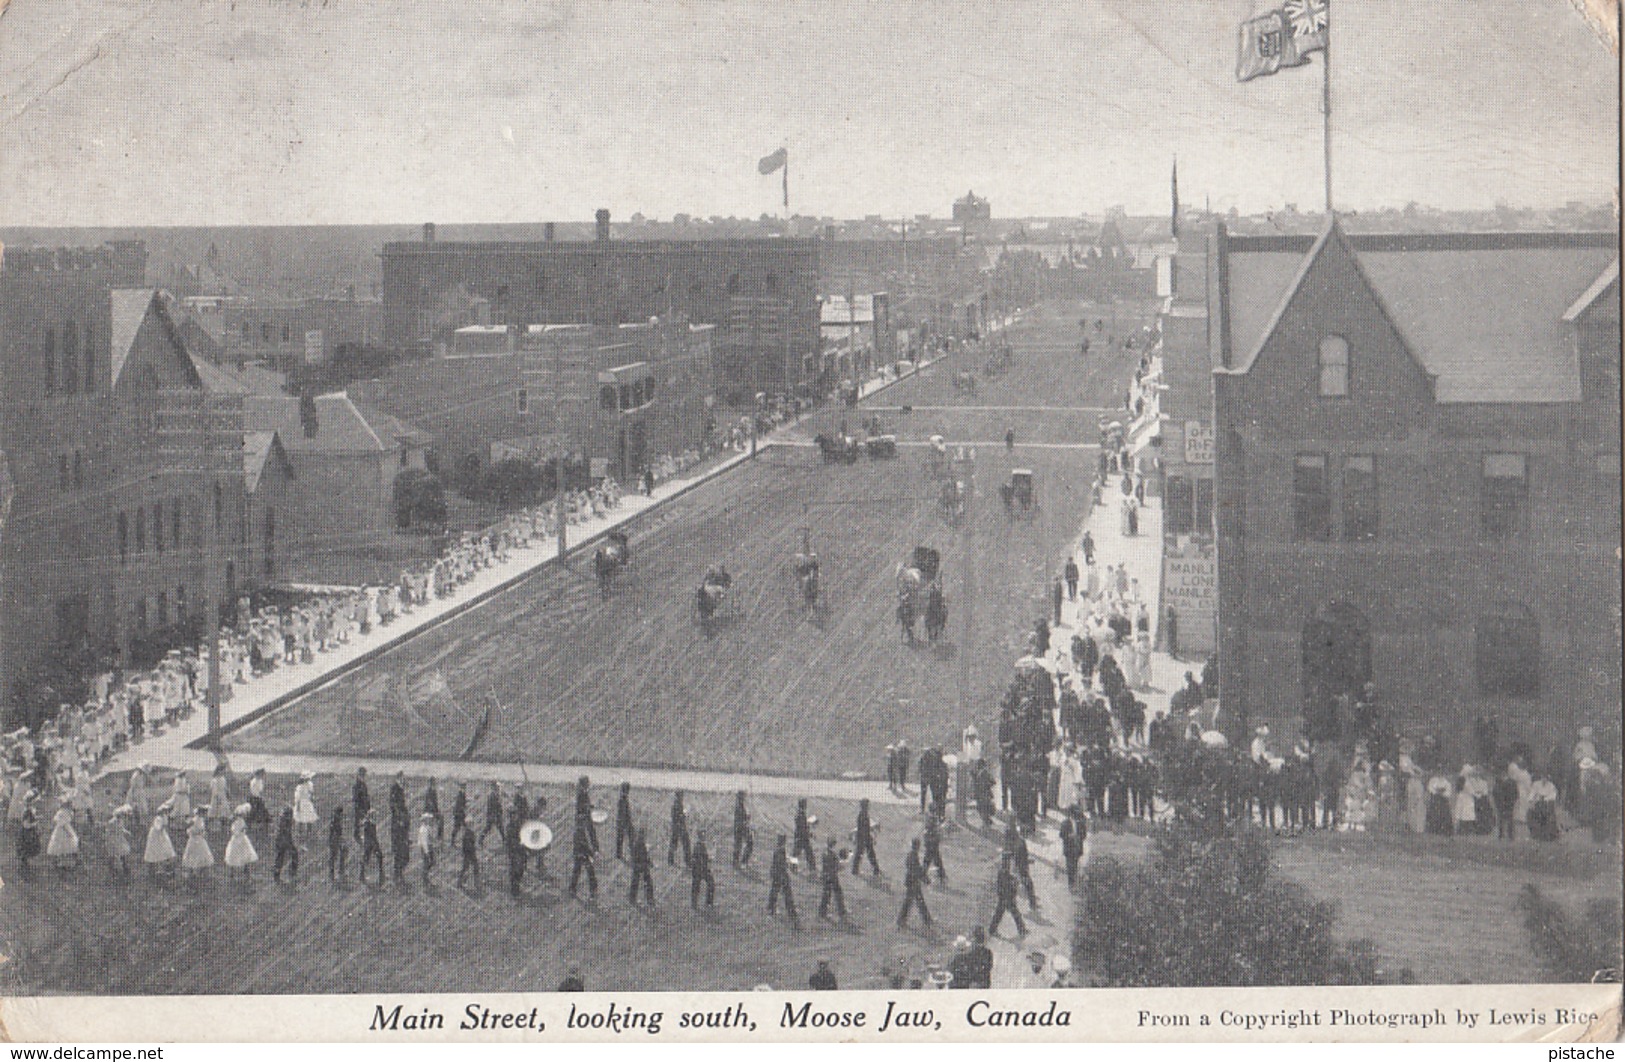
(782, 148, 790, 215)
(1322, 0, 1333, 213)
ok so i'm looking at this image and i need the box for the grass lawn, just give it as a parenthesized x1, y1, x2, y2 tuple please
(1083, 823, 1619, 985)
(0, 770, 1018, 995)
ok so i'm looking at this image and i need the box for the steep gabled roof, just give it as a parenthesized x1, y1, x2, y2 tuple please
(246, 391, 420, 455)
(109, 289, 155, 387)
(242, 430, 294, 493)
(1216, 222, 1617, 404)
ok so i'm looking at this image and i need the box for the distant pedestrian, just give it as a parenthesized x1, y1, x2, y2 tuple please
(457, 817, 480, 889)
(809, 960, 837, 991)
(987, 854, 1026, 938)
(897, 839, 932, 929)
(628, 828, 655, 906)
(1005, 429, 1015, 452)
(272, 807, 299, 884)
(1081, 531, 1095, 566)
(481, 782, 505, 848)
(615, 781, 635, 861)
(768, 834, 800, 928)
(450, 780, 469, 845)
(731, 790, 754, 866)
(922, 813, 946, 883)
(1052, 578, 1064, 626)
(666, 790, 692, 866)
(792, 798, 816, 872)
(817, 839, 846, 920)
(358, 811, 384, 884)
(1064, 558, 1079, 601)
(689, 831, 716, 907)
(423, 778, 443, 841)
(570, 809, 598, 900)
(416, 813, 436, 886)
(850, 798, 880, 876)
(327, 804, 348, 881)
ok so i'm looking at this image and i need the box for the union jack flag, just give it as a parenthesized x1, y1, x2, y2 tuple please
(1283, 0, 1328, 58)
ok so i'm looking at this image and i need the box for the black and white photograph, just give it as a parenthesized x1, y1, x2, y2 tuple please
(0, 0, 1618, 1044)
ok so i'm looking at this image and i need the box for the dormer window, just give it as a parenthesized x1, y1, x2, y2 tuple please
(1318, 335, 1349, 397)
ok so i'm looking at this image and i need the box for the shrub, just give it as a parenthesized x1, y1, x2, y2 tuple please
(1517, 884, 1623, 983)
(392, 469, 446, 529)
(1075, 826, 1381, 987)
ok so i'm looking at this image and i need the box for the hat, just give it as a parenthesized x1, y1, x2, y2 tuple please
(234, 803, 252, 817)
(299, 771, 314, 781)
(112, 804, 133, 816)
(954, 936, 971, 953)
(1579, 757, 1598, 771)
(1255, 725, 1269, 735)
(1579, 726, 1595, 738)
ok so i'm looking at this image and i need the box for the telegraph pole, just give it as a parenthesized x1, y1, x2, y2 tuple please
(554, 336, 568, 558)
(956, 446, 976, 819)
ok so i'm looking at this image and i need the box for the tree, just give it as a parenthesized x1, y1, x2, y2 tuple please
(479, 458, 543, 507)
(1517, 885, 1623, 983)
(392, 469, 446, 530)
(1075, 826, 1381, 987)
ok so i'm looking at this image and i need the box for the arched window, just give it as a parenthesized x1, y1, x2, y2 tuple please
(764, 273, 779, 295)
(172, 497, 182, 549)
(726, 273, 741, 296)
(263, 508, 276, 576)
(1318, 335, 1349, 397)
(134, 507, 146, 552)
(117, 512, 129, 565)
(43, 327, 56, 396)
(62, 322, 79, 394)
(600, 385, 617, 410)
(1476, 603, 1539, 697)
(152, 501, 164, 553)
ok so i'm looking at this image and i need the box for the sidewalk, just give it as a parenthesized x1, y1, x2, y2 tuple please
(100, 447, 758, 776)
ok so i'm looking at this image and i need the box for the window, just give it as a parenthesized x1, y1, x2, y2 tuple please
(1318, 335, 1349, 397)
(156, 591, 169, 627)
(57, 455, 70, 491)
(1342, 455, 1378, 541)
(600, 385, 617, 410)
(263, 509, 275, 576)
(71, 451, 83, 490)
(134, 598, 148, 633)
(1481, 453, 1527, 541)
(1476, 603, 1539, 696)
(619, 384, 631, 410)
(1195, 477, 1214, 533)
(516, 387, 528, 415)
(1293, 454, 1331, 541)
(175, 585, 187, 624)
(764, 273, 779, 295)
(134, 507, 146, 552)
(214, 481, 224, 532)
(243, 322, 253, 339)
(43, 327, 55, 396)
(153, 501, 164, 553)
(172, 498, 182, 549)
(225, 560, 236, 593)
(61, 323, 79, 394)
(726, 273, 740, 296)
(1165, 475, 1193, 534)
(281, 324, 290, 343)
(117, 512, 129, 565)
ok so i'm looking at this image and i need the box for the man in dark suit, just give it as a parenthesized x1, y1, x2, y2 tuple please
(1003, 820, 1038, 910)
(449, 780, 468, 845)
(351, 767, 372, 843)
(666, 790, 692, 866)
(628, 827, 655, 906)
(358, 810, 385, 885)
(1058, 807, 1085, 889)
(897, 838, 931, 929)
(481, 783, 505, 848)
(614, 781, 635, 860)
(988, 854, 1026, 938)
(767, 834, 799, 929)
(850, 798, 880, 876)
(792, 798, 816, 873)
(689, 830, 716, 907)
(731, 790, 753, 867)
(817, 839, 846, 920)
(569, 808, 598, 901)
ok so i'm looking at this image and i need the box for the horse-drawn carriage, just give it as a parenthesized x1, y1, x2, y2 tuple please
(790, 530, 821, 609)
(697, 565, 736, 627)
(864, 434, 897, 458)
(895, 546, 948, 645)
(1000, 468, 1038, 515)
(592, 530, 631, 598)
(815, 432, 861, 463)
(938, 477, 967, 522)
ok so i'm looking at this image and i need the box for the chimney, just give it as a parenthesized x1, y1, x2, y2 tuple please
(544, 222, 556, 242)
(595, 209, 611, 243)
(105, 240, 149, 287)
(299, 393, 320, 438)
(423, 222, 436, 244)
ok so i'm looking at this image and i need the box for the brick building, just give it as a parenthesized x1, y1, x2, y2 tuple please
(352, 317, 716, 484)
(0, 246, 295, 701)
(1211, 221, 1620, 748)
(380, 220, 816, 398)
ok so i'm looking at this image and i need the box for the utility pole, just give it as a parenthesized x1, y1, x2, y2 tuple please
(554, 335, 569, 558)
(956, 446, 976, 820)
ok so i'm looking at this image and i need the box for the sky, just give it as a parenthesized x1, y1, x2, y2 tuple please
(0, 0, 1616, 225)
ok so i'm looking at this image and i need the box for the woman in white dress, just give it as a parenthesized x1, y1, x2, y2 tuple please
(143, 808, 177, 877)
(206, 764, 233, 834)
(180, 811, 215, 879)
(104, 807, 134, 878)
(224, 806, 258, 880)
(127, 766, 151, 825)
(6, 771, 31, 826)
(1507, 754, 1533, 840)
(292, 772, 319, 846)
(1397, 744, 1427, 834)
(168, 773, 192, 821)
(1133, 631, 1152, 691)
(46, 803, 80, 868)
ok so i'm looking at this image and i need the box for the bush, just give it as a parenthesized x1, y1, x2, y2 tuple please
(479, 458, 544, 507)
(1517, 884, 1623, 983)
(392, 469, 446, 529)
(1075, 826, 1381, 987)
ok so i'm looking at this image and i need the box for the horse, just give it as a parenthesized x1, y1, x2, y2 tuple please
(594, 531, 631, 598)
(697, 566, 734, 626)
(896, 594, 918, 644)
(939, 479, 964, 521)
(924, 583, 948, 644)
